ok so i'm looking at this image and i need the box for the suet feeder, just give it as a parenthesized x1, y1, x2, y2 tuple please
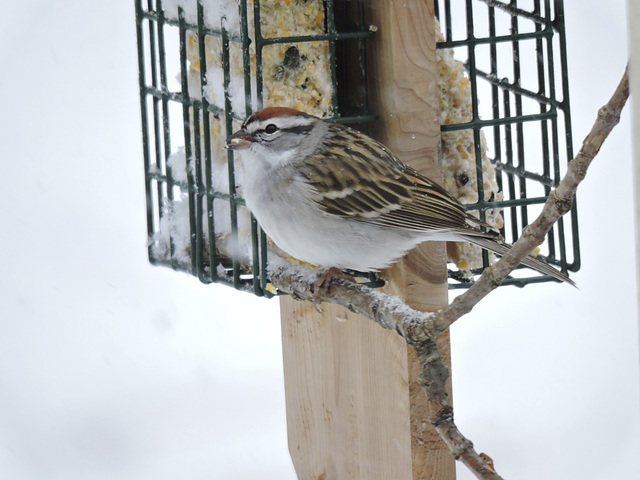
(136, 0, 578, 294)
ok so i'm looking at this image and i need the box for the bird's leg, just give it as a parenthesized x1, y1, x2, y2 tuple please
(312, 267, 356, 304)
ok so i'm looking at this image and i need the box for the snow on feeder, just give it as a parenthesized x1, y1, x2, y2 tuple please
(135, 0, 578, 291)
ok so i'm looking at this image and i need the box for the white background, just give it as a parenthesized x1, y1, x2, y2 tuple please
(1, 1, 638, 480)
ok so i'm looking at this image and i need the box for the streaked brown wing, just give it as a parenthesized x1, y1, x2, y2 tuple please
(298, 124, 476, 234)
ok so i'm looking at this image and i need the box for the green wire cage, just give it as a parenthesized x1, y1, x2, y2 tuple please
(135, 0, 579, 295)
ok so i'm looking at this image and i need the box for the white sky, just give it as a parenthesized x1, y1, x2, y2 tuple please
(0, 1, 638, 480)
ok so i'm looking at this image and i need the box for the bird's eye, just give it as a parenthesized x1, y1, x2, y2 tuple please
(264, 124, 279, 134)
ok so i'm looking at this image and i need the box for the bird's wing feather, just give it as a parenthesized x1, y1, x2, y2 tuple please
(298, 124, 492, 236)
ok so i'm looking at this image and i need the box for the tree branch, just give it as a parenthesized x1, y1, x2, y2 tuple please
(271, 64, 629, 480)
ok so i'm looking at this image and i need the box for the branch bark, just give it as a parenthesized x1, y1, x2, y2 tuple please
(270, 64, 629, 480)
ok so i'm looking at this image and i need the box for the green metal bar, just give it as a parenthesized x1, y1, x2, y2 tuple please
(551, 0, 576, 273)
(157, 0, 170, 164)
(191, 41, 205, 281)
(258, 31, 372, 45)
(249, 216, 263, 296)
(144, 0, 166, 245)
(140, 9, 372, 45)
(326, 0, 339, 114)
(487, 2, 506, 239)
(510, 0, 529, 229)
(152, 258, 260, 293)
(440, 110, 557, 131)
(464, 195, 549, 211)
(464, 0, 491, 267)
(209, 196, 220, 282)
(502, 88, 519, 241)
(444, 0, 453, 41)
(260, 227, 270, 297)
(449, 272, 562, 290)
(329, 114, 378, 124)
(438, 28, 551, 49)
(143, 86, 379, 125)
(139, 9, 244, 42)
(473, 66, 560, 108)
(534, 0, 557, 260)
(239, 0, 253, 118)
(146, 171, 250, 202)
(478, 0, 549, 25)
(357, 0, 370, 126)
(545, 0, 562, 260)
(197, 0, 214, 283)
(545, 0, 568, 274)
(178, 7, 199, 276)
(221, 21, 241, 288)
(253, 0, 264, 109)
(494, 161, 554, 187)
(555, 0, 580, 272)
(154, 0, 178, 267)
(135, 0, 157, 265)
(143, 86, 233, 117)
(465, 0, 479, 125)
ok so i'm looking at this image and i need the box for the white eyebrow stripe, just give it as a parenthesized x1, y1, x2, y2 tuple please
(246, 114, 315, 133)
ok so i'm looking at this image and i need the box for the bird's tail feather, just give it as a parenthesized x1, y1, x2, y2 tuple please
(464, 236, 576, 287)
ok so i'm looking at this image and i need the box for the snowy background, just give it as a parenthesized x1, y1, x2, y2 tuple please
(1, 1, 638, 480)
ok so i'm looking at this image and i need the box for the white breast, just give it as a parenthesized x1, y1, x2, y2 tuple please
(241, 159, 428, 271)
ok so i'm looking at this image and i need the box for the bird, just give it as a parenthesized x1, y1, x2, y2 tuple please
(225, 106, 574, 287)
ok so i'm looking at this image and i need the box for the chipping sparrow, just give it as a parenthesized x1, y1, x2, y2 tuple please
(226, 107, 574, 286)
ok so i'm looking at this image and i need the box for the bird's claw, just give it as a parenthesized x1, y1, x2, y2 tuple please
(311, 267, 356, 306)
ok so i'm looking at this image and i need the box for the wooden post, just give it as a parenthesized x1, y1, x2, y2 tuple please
(280, 1, 454, 479)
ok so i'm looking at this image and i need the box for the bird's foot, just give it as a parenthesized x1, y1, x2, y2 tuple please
(312, 267, 356, 305)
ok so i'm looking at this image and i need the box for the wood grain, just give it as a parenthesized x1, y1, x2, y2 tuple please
(281, 1, 453, 479)
(282, 297, 414, 480)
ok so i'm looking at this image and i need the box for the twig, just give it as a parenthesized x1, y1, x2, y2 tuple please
(271, 64, 629, 480)
(477, 0, 547, 26)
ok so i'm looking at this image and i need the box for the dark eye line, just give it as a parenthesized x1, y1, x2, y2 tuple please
(281, 124, 314, 135)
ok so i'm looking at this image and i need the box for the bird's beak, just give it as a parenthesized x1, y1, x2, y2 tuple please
(225, 130, 254, 150)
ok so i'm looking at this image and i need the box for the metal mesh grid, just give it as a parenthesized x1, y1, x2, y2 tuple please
(435, 0, 579, 288)
(135, 0, 374, 297)
(135, 0, 578, 294)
